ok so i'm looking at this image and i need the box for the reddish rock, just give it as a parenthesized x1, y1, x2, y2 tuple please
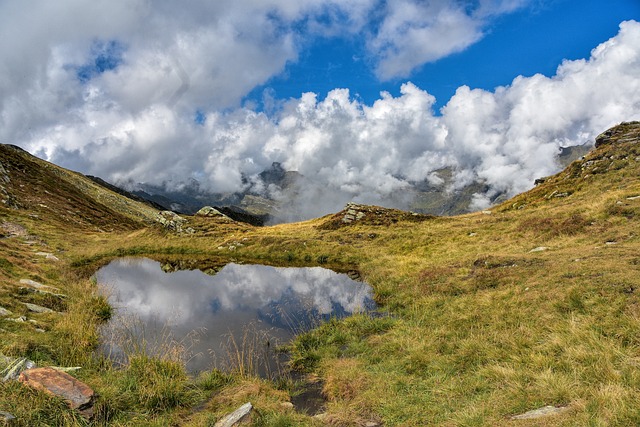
(19, 367, 95, 418)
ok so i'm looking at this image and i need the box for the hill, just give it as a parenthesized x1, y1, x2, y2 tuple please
(0, 122, 639, 426)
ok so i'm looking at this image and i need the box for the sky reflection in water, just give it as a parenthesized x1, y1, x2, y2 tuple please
(96, 258, 375, 373)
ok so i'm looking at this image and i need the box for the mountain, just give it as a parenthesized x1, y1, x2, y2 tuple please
(125, 145, 594, 223)
(1, 121, 640, 426)
(0, 144, 159, 231)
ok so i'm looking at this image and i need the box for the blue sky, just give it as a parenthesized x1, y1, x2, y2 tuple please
(249, 0, 640, 111)
(1, 0, 640, 219)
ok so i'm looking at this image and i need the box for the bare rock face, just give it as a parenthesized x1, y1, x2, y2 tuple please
(18, 367, 95, 418)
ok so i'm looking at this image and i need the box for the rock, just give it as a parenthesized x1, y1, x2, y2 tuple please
(19, 367, 95, 418)
(19, 279, 60, 292)
(481, 210, 492, 215)
(0, 307, 11, 317)
(529, 246, 549, 253)
(365, 422, 381, 427)
(0, 411, 15, 422)
(156, 211, 193, 233)
(627, 195, 640, 200)
(23, 303, 55, 314)
(214, 402, 253, 427)
(18, 287, 66, 299)
(511, 405, 570, 420)
(2, 358, 36, 381)
(196, 206, 226, 217)
(34, 252, 59, 261)
(534, 178, 547, 185)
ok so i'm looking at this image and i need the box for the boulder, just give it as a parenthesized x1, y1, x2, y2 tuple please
(0, 307, 11, 317)
(18, 367, 95, 418)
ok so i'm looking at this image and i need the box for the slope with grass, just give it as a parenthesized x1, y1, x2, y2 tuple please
(1, 122, 640, 426)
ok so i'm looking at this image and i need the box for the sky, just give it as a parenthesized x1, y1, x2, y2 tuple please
(1, 0, 640, 219)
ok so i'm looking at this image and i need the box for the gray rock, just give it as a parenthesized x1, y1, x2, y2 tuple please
(0, 307, 11, 316)
(156, 211, 191, 233)
(23, 303, 55, 314)
(529, 246, 549, 253)
(2, 358, 36, 381)
(19, 287, 66, 299)
(214, 402, 253, 427)
(0, 411, 15, 421)
(196, 206, 226, 217)
(511, 405, 570, 420)
(19, 279, 59, 291)
(34, 252, 59, 261)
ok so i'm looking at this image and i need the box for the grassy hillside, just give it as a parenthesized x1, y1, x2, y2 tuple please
(1, 122, 640, 426)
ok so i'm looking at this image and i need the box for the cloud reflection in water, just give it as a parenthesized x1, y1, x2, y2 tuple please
(95, 258, 375, 372)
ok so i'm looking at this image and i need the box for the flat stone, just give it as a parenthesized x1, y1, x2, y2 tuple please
(0, 307, 11, 316)
(529, 246, 549, 253)
(511, 405, 570, 420)
(19, 367, 95, 418)
(214, 402, 253, 427)
(23, 303, 55, 314)
(0, 411, 16, 421)
(627, 195, 640, 200)
(19, 279, 60, 292)
(34, 252, 59, 261)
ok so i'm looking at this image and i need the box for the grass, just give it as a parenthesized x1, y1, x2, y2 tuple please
(1, 123, 640, 425)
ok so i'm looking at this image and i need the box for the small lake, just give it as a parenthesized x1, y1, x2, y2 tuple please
(95, 258, 376, 376)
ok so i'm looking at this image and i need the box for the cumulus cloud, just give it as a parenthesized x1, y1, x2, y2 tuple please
(1, 0, 640, 221)
(367, 0, 528, 79)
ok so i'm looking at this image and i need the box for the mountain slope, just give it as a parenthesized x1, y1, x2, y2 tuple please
(0, 144, 159, 231)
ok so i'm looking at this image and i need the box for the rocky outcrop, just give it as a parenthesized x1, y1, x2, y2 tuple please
(319, 202, 434, 230)
(595, 121, 640, 148)
(19, 367, 95, 418)
(155, 211, 195, 234)
(195, 206, 226, 217)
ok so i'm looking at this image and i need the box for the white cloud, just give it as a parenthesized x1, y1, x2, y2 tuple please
(1, 0, 639, 221)
(367, 0, 528, 79)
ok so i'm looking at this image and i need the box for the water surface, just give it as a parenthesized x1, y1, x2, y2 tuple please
(96, 258, 375, 375)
